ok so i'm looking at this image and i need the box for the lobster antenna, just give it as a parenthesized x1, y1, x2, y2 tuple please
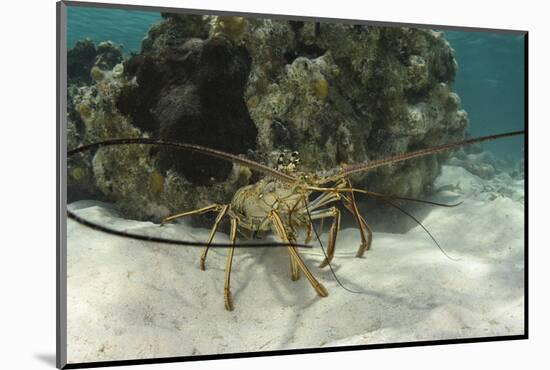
(322, 130, 524, 181)
(371, 196, 460, 261)
(68, 139, 310, 248)
(345, 189, 463, 208)
(67, 208, 312, 249)
(307, 186, 463, 208)
(68, 138, 297, 183)
(307, 185, 460, 259)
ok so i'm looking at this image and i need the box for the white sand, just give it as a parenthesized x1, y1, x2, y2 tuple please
(66, 165, 525, 363)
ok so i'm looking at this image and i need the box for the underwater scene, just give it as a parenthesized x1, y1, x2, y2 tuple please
(65, 5, 526, 365)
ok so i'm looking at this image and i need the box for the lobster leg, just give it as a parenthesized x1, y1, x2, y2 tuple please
(270, 210, 328, 297)
(223, 216, 238, 311)
(287, 189, 340, 241)
(160, 203, 223, 225)
(159, 203, 231, 270)
(308, 207, 341, 268)
(289, 250, 301, 281)
(304, 222, 313, 244)
(271, 196, 301, 281)
(200, 205, 230, 270)
(342, 178, 373, 257)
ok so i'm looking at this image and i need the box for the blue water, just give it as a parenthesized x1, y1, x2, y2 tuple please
(66, 5, 525, 161)
(445, 31, 525, 160)
(67, 6, 161, 53)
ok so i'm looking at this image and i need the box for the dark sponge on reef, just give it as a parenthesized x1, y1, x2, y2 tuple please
(67, 39, 97, 85)
(195, 35, 252, 96)
(117, 35, 257, 185)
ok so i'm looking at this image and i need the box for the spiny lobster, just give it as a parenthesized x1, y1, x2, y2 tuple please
(68, 130, 524, 310)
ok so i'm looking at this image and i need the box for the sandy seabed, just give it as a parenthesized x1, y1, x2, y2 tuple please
(66, 165, 525, 363)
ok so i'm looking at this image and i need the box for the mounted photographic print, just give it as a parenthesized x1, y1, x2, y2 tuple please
(57, 1, 527, 368)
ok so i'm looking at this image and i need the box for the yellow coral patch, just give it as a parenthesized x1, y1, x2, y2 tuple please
(78, 103, 91, 119)
(71, 167, 86, 181)
(247, 95, 260, 109)
(149, 171, 164, 194)
(213, 16, 247, 39)
(314, 79, 329, 99)
(236, 166, 252, 186)
(90, 66, 105, 82)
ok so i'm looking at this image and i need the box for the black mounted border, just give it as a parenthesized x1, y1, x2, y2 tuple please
(57, 1, 529, 368)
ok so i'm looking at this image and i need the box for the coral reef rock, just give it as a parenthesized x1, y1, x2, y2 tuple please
(449, 151, 497, 180)
(67, 15, 469, 221)
(67, 39, 123, 86)
(118, 29, 257, 185)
